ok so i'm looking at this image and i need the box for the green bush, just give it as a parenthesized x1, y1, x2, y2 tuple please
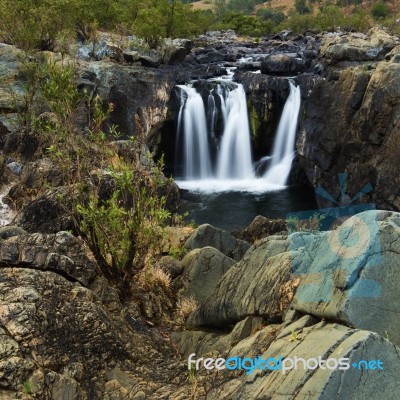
(20, 58, 174, 287)
(372, 1, 390, 19)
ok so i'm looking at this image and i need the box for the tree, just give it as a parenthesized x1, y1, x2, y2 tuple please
(372, 1, 390, 18)
(295, 0, 312, 14)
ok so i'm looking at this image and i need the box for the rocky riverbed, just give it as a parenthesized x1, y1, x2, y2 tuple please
(0, 27, 400, 399)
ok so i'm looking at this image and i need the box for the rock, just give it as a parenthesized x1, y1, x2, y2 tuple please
(158, 255, 182, 279)
(162, 46, 187, 65)
(297, 59, 400, 210)
(207, 320, 400, 399)
(172, 39, 193, 53)
(123, 50, 140, 63)
(20, 158, 63, 189)
(0, 226, 26, 240)
(261, 54, 294, 75)
(0, 231, 99, 285)
(14, 189, 73, 234)
(187, 235, 292, 329)
(176, 247, 235, 304)
(232, 215, 287, 243)
(385, 45, 400, 63)
(184, 224, 250, 261)
(6, 161, 22, 175)
(320, 28, 398, 64)
(290, 210, 400, 347)
(139, 56, 160, 68)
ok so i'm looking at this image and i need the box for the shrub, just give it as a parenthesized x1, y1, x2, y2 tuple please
(21, 59, 174, 288)
(372, 1, 390, 19)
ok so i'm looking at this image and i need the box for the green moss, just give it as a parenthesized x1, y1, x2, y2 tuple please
(248, 101, 259, 140)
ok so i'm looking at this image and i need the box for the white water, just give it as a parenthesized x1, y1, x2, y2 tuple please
(175, 80, 301, 193)
(217, 85, 254, 179)
(177, 86, 212, 179)
(263, 81, 301, 186)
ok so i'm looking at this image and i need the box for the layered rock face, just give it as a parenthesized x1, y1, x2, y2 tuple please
(297, 28, 400, 210)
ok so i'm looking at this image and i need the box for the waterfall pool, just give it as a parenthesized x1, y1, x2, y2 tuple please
(178, 185, 317, 231)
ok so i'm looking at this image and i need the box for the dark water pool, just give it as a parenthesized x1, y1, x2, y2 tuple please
(179, 186, 318, 231)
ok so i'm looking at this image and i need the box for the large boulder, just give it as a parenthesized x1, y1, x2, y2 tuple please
(289, 210, 400, 347)
(320, 28, 398, 64)
(233, 215, 287, 243)
(176, 247, 235, 304)
(184, 224, 250, 262)
(207, 320, 400, 400)
(187, 235, 292, 329)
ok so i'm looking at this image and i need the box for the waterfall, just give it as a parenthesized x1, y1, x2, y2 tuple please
(217, 85, 254, 179)
(263, 81, 301, 186)
(176, 82, 254, 181)
(177, 85, 212, 179)
(174, 80, 301, 192)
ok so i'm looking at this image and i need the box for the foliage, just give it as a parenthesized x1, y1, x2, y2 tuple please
(281, 4, 373, 33)
(168, 246, 188, 260)
(257, 8, 286, 26)
(372, 1, 390, 19)
(133, 1, 213, 48)
(0, 0, 213, 51)
(225, 0, 265, 14)
(218, 13, 275, 36)
(295, 0, 312, 15)
(23, 58, 174, 286)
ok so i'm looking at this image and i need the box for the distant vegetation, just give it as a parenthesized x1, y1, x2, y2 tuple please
(0, 0, 398, 51)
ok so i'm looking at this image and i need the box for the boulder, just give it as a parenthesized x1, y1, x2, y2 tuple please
(139, 56, 160, 68)
(176, 247, 235, 304)
(162, 46, 187, 65)
(320, 28, 398, 64)
(233, 215, 287, 243)
(184, 224, 250, 262)
(208, 320, 400, 400)
(0, 225, 26, 240)
(123, 50, 140, 63)
(261, 54, 295, 75)
(187, 235, 292, 329)
(290, 210, 400, 347)
(158, 255, 183, 279)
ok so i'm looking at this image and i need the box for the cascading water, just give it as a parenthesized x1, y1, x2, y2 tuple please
(176, 85, 212, 179)
(217, 85, 254, 179)
(175, 79, 301, 192)
(263, 81, 301, 186)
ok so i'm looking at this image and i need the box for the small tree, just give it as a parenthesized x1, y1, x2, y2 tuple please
(26, 58, 173, 291)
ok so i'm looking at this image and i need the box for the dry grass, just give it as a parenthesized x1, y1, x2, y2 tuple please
(191, 0, 215, 11)
(137, 264, 172, 290)
(175, 296, 198, 326)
